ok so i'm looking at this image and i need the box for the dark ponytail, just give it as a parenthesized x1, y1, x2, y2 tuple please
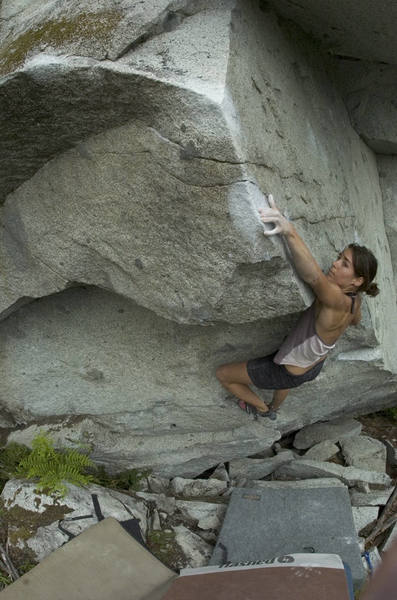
(365, 282, 380, 297)
(348, 244, 379, 297)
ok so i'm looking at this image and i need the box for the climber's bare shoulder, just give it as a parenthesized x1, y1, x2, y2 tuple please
(309, 270, 349, 309)
(315, 294, 362, 344)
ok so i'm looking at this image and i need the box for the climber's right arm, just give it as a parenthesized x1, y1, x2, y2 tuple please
(259, 195, 345, 309)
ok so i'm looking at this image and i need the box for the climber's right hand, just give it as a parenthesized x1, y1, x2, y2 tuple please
(258, 194, 293, 236)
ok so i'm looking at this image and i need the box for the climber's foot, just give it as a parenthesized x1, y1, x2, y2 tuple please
(255, 408, 277, 421)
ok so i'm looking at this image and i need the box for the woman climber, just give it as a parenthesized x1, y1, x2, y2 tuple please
(216, 194, 379, 420)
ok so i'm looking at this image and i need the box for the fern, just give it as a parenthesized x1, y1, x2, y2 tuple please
(0, 442, 31, 478)
(14, 432, 95, 498)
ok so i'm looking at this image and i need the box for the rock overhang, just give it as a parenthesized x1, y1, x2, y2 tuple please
(1, 2, 311, 325)
(0, 1, 235, 201)
(1, 0, 392, 330)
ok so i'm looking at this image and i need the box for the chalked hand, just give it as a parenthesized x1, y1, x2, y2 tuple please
(259, 194, 292, 236)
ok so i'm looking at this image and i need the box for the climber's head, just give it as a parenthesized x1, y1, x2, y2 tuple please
(348, 243, 379, 297)
(328, 245, 379, 296)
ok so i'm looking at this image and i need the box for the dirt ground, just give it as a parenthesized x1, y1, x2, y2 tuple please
(358, 414, 397, 444)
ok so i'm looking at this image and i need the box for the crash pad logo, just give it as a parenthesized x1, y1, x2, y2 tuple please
(221, 555, 294, 568)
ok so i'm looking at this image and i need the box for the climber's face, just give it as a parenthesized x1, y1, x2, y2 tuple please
(327, 247, 363, 291)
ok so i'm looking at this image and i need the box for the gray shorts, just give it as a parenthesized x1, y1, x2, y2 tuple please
(246, 352, 324, 390)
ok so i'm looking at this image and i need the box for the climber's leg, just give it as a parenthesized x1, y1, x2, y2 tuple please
(270, 388, 290, 411)
(216, 362, 271, 413)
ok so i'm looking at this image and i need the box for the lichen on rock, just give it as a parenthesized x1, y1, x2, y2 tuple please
(0, 494, 72, 547)
(0, 10, 123, 75)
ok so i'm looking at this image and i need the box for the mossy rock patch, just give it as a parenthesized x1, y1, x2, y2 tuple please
(0, 10, 123, 76)
(147, 529, 185, 571)
(0, 496, 73, 546)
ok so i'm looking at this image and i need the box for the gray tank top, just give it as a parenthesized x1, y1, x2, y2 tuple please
(273, 294, 356, 368)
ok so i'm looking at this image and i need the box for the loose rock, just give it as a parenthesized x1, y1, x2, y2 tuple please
(349, 488, 394, 507)
(293, 419, 362, 450)
(150, 509, 161, 531)
(274, 460, 392, 489)
(304, 441, 340, 461)
(147, 476, 171, 494)
(170, 477, 228, 498)
(175, 500, 226, 532)
(173, 525, 213, 568)
(384, 440, 397, 467)
(209, 464, 230, 482)
(1, 480, 148, 562)
(340, 435, 387, 473)
(242, 478, 346, 490)
(135, 492, 176, 516)
(229, 451, 296, 480)
(351, 506, 379, 535)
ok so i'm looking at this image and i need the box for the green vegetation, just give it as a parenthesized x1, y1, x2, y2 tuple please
(0, 574, 11, 586)
(0, 10, 122, 75)
(147, 529, 181, 569)
(0, 433, 151, 497)
(18, 561, 37, 575)
(0, 442, 31, 492)
(0, 432, 153, 584)
(14, 432, 95, 498)
(379, 407, 397, 421)
(354, 584, 368, 599)
(94, 465, 151, 492)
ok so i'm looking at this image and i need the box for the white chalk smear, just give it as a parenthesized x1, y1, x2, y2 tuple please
(337, 347, 383, 362)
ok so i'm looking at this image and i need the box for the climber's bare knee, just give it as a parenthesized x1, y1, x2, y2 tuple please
(216, 362, 252, 386)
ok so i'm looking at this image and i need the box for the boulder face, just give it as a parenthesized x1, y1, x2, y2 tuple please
(378, 156, 397, 296)
(266, 0, 397, 64)
(331, 60, 397, 154)
(0, 0, 396, 476)
(0, 0, 217, 201)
